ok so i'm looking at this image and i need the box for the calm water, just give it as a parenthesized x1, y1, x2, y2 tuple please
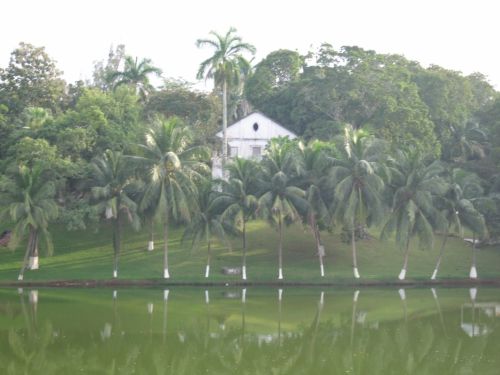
(0, 286, 499, 374)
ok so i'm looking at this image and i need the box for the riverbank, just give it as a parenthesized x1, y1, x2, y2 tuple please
(3, 278, 500, 288)
(0, 220, 499, 284)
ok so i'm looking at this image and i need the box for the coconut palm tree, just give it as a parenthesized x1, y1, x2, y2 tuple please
(298, 141, 336, 277)
(381, 149, 448, 280)
(430, 168, 487, 279)
(258, 140, 308, 280)
(331, 126, 385, 279)
(107, 55, 162, 100)
(0, 165, 58, 280)
(182, 182, 229, 278)
(212, 157, 259, 280)
(196, 27, 256, 166)
(446, 121, 488, 163)
(91, 150, 140, 278)
(136, 116, 210, 278)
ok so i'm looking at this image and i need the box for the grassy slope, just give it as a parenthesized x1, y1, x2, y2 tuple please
(0, 220, 498, 282)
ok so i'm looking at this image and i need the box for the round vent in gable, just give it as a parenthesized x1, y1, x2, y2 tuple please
(253, 122, 259, 131)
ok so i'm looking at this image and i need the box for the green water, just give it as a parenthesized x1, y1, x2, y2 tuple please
(0, 287, 499, 374)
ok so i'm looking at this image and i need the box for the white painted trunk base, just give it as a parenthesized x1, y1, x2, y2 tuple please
(147, 303, 154, 314)
(431, 269, 438, 280)
(319, 291, 324, 306)
(278, 288, 283, 301)
(353, 290, 360, 302)
(242, 288, 247, 303)
(164, 269, 170, 279)
(147, 241, 154, 251)
(278, 268, 283, 280)
(398, 269, 406, 280)
(469, 287, 477, 301)
(29, 256, 39, 270)
(164, 289, 169, 301)
(205, 265, 210, 278)
(18, 274, 23, 281)
(113, 270, 117, 278)
(17, 288, 23, 295)
(469, 266, 478, 279)
(398, 288, 406, 301)
(105, 207, 113, 219)
(205, 290, 210, 304)
(242, 266, 247, 280)
(112, 290, 117, 299)
(320, 264, 325, 277)
(353, 267, 360, 279)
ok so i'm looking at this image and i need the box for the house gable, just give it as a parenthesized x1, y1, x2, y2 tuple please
(216, 112, 296, 141)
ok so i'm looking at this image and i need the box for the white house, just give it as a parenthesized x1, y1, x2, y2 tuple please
(212, 112, 297, 178)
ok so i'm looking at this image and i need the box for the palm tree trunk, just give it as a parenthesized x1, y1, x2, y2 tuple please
(205, 241, 211, 278)
(278, 212, 283, 280)
(163, 212, 170, 279)
(399, 238, 411, 280)
(431, 233, 448, 280)
(28, 230, 39, 270)
(222, 79, 228, 173)
(242, 219, 247, 280)
(316, 224, 325, 277)
(352, 221, 360, 279)
(310, 215, 325, 277)
(148, 219, 154, 251)
(112, 215, 121, 278)
(18, 227, 35, 280)
(470, 233, 478, 279)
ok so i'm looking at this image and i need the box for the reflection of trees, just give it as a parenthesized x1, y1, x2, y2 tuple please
(0, 289, 500, 374)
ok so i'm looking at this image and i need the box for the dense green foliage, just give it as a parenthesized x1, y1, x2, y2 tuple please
(0, 37, 499, 281)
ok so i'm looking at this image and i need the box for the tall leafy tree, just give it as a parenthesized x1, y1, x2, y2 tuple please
(136, 116, 209, 278)
(91, 150, 140, 278)
(0, 165, 58, 280)
(258, 140, 308, 280)
(332, 126, 385, 279)
(0, 42, 66, 116)
(381, 149, 448, 280)
(212, 157, 259, 280)
(196, 27, 256, 166)
(107, 55, 162, 100)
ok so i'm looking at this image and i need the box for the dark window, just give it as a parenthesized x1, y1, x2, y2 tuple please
(253, 122, 259, 131)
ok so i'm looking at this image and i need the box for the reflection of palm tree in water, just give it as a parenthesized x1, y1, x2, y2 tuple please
(7, 291, 54, 374)
(163, 289, 169, 344)
(431, 288, 447, 336)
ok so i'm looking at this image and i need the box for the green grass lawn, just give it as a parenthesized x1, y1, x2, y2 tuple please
(0, 220, 499, 283)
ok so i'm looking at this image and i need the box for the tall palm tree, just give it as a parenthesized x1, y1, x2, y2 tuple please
(91, 150, 140, 278)
(212, 158, 259, 280)
(107, 55, 162, 100)
(196, 27, 256, 166)
(430, 169, 487, 279)
(381, 149, 448, 280)
(136, 116, 210, 278)
(182, 182, 229, 278)
(0, 165, 58, 280)
(332, 126, 385, 279)
(258, 140, 308, 280)
(299, 141, 336, 277)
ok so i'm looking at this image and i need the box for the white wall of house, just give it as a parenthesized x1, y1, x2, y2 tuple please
(212, 112, 296, 178)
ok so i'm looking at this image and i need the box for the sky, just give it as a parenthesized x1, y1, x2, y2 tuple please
(1, 0, 499, 90)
